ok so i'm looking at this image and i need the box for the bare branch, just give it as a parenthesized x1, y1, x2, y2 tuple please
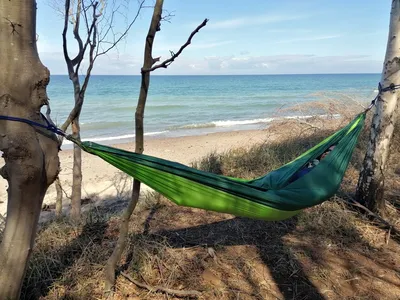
(143, 18, 208, 72)
(81, 0, 90, 32)
(80, 3, 98, 94)
(161, 9, 175, 23)
(104, 1, 163, 291)
(60, 1, 99, 133)
(70, 0, 84, 66)
(75, 2, 97, 74)
(60, 0, 146, 134)
(95, 0, 146, 57)
(120, 272, 201, 298)
(96, 3, 117, 47)
(62, 0, 74, 77)
(340, 193, 400, 237)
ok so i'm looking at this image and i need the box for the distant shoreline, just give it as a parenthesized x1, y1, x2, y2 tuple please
(48, 73, 377, 152)
(50, 72, 381, 77)
(60, 113, 347, 150)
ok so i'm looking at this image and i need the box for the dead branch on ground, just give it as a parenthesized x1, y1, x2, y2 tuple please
(120, 271, 201, 298)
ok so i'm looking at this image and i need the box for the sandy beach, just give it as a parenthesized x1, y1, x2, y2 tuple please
(0, 129, 272, 217)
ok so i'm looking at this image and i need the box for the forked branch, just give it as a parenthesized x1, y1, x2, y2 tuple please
(96, 0, 146, 56)
(142, 18, 208, 72)
(60, 0, 145, 134)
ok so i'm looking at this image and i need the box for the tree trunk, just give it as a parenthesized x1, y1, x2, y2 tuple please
(71, 118, 82, 221)
(0, 0, 60, 298)
(55, 177, 63, 217)
(104, 0, 164, 292)
(356, 0, 400, 215)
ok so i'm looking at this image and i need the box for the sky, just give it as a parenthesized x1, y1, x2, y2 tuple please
(36, 0, 391, 75)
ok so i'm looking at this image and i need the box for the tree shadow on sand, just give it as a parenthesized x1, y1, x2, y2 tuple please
(133, 215, 325, 299)
(125, 196, 400, 300)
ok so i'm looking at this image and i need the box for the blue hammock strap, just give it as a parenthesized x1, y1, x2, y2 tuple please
(0, 114, 66, 137)
(364, 82, 400, 112)
(0, 114, 80, 146)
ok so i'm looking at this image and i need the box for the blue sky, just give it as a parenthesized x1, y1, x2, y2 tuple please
(36, 0, 390, 75)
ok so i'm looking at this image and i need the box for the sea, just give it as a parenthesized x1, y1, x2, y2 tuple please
(46, 74, 380, 147)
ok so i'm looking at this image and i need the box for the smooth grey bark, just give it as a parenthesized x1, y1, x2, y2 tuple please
(0, 0, 59, 298)
(356, 0, 400, 214)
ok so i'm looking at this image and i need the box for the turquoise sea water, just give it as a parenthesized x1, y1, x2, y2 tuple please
(46, 74, 380, 145)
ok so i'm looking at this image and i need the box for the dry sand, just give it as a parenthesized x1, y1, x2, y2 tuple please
(0, 129, 273, 218)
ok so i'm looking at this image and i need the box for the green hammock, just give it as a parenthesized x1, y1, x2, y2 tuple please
(74, 112, 366, 221)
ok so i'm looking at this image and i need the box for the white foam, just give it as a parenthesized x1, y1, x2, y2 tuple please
(172, 114, 341, 131)
(211, 114, 340, 127)
(62, 113, 343, 146)
(212, 118, 274, 127)
(63, 131, 168, 145)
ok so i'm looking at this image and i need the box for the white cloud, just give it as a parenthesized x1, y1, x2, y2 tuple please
(266, 28, 313, 33)
(36, 35, 63, 53)
(38, 50, 381, 75)
(192, 40, 235, 49)
(208, 14, 310, 30)
(154, 40, 235, 52)
(176, 54, 380, 75)
(273, 35, 342, 44)
(39, 51, 142, 75)
(210, 54, 379, 74)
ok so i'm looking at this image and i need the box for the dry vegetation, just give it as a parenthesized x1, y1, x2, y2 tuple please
(11, 99, 400, 299)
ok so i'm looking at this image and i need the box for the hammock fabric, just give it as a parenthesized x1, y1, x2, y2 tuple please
(75, 112, 366, 221)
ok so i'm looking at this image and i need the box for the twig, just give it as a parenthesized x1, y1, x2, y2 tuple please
(339, 193, 400, 238)
(96, 0, 146, 56)
(295, 119, 322, 130)
(386, 227, 391, 244)
(143, 18, 208, 72)
(120, 271, 201, 298)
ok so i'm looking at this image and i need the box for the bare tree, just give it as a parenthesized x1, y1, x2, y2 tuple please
(104, 0, 208, 291)
(356, 0, 400, 215)
(59, 0, 146, 220)
(55, 177, 63, 217)
(0, 0, 60, 298)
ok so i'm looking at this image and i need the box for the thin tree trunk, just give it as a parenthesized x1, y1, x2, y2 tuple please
(55, 177, 63, 217)
(104, 0, 164, 292)
(0, 0, 59, 298)
(71, 118, 82, 221)
(356, 0, 400, 215)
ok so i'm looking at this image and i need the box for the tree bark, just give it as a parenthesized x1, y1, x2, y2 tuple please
(55, 177, 63, 217)
(356, 0, 400, 215)
(71, 117, 82, 221)
(61, 0, 98, 221)
(104, 0, 164, 292)
(0, 0, 60, 298)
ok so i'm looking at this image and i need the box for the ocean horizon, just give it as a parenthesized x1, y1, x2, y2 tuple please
(46, 73, 380, 148)
(51, 73, 380, 76)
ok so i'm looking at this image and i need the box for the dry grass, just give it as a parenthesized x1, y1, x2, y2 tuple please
(21, 212, 112, 299)
(192, 131, 331, 180)
(20, 100, 400, 299)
